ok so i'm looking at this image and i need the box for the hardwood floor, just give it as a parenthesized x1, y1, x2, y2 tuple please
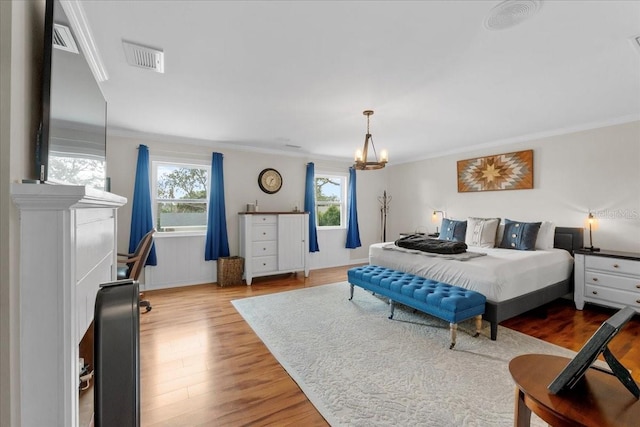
(81, 265, 640, 426)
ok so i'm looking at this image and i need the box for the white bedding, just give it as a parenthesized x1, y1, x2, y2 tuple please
(369, 243, 574, 303)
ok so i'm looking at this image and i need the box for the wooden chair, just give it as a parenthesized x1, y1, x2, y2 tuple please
(117, 229, 156, 312)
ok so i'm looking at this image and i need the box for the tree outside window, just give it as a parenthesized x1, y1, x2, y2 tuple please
(315, 174, 346, 228)
(154, 162, 209, 232)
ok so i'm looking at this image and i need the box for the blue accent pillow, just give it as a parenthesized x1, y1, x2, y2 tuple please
(439, 218, 467, 242)
(499, 219, 541, 250)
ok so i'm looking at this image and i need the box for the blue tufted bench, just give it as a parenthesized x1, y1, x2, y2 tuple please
(347, 265, 486, 349)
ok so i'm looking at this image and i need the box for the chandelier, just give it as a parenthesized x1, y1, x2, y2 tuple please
(354, 110, 388, 170)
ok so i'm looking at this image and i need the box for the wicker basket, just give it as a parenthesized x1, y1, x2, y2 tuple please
(217, 256, 244, 286)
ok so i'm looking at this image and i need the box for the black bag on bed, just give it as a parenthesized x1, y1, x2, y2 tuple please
(395, 234, 468, 254)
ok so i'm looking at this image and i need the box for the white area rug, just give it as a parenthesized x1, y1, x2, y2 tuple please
(232, 282, 576, 426)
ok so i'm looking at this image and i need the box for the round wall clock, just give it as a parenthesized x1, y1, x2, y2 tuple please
(258, 168, 283, 194)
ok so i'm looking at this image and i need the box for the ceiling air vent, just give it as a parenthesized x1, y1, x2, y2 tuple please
(484, 0, 543, 31)
(122, 41, 164, 73)
(52, 23, 79, 54)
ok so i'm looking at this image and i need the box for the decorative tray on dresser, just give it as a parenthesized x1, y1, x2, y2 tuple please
(574, 249, 640, 313)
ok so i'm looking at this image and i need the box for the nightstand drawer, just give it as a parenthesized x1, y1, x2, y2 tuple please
(585, 256, 640, 276)
(252, 215, 277, 224)
(252, 240, 277, 256)
(252, 225, 277, 241)
(585, 284, 640, 309)
(585, 272, 640, 293)
(252, 256, 277, 272)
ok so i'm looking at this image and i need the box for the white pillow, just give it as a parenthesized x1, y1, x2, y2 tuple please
(496, 223, 505, 244)
(535, 221, 556, 250)
(465, 217, 501, 248)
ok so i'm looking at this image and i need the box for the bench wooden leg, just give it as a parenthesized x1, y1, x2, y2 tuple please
(474, 315, 482, 337)
(449, 323, 457, 349)
(388, 299, 395, 319)
(348, 283, 354, 301)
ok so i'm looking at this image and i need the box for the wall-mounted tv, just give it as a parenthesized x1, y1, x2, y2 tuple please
(37, 0, 108, 190)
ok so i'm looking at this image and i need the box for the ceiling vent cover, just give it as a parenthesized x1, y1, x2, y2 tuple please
(52, 23, 79, 54)
(123, 41, 164, 73)
(484, 0, 543, 31)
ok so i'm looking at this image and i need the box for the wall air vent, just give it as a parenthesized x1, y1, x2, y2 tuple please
(122, 41, 164, 73)
(484, 0, 543, 31)
(52, 23, 79, 54)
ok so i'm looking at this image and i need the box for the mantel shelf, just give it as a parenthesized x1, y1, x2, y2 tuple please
(11, 183, 126, 210)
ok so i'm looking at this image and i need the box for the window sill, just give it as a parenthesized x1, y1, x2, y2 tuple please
(155, 231, 207, 238)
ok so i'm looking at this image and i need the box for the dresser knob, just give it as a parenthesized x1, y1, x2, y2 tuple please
(263, 263, 266, 266)
(263, 232, 266, 235)
(592, 277, 598, 282)
(637, 299, 640, 304)
(613, 264, 620, 268)
(636, 284, 640, 289)
(592, 291, 598, 295)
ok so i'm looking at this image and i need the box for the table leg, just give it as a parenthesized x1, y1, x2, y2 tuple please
(514, 387, 531, 427)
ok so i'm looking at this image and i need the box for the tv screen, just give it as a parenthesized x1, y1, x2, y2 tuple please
(38, 0, 107, 190)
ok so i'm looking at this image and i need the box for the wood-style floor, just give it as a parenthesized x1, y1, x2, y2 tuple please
(80, 265, 640, 426)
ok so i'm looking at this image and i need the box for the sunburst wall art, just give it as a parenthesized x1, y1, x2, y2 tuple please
(457, 149, 533, 192)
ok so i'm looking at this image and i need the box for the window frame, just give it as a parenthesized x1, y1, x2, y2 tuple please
(314, 171, 348, 230)
(151, 159, 211, 235)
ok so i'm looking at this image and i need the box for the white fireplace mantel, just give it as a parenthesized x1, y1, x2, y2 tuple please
(11, 183, 126, 427)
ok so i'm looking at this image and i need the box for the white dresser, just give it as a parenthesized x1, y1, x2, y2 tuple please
(239, 212, 309, 285)
(574, 249, 640, 313)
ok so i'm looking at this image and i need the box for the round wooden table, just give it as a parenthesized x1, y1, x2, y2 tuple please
(509, 354, 640, 427)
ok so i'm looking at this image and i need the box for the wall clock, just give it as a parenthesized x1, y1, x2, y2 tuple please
(258, 168, 283, 194)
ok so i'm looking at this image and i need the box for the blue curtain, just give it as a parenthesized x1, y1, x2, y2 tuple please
(205, 152, 230, 260)
(304, 162, 320, 252)
(345, 167, 362, 249)
(129, 144, 157, 265)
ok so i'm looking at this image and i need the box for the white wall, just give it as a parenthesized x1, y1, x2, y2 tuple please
(1, 0, 46, 424)
(107, 133, 384, 287)
(387, 121, 640, 253)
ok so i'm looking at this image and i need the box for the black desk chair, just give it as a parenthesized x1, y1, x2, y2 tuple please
(118, 229, 155, 312)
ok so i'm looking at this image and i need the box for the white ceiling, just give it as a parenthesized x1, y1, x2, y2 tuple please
(81, 0, 640, 164)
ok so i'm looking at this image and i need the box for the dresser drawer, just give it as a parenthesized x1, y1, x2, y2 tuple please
(252, 225, 277, 241)
(585, 256, 640, 276)
(585, 284, 640, 309)
(252, 240, 277, 257)
(252, 256, 277, 273)
(252, 215, 277, 224)
(585, 271, 640, 293)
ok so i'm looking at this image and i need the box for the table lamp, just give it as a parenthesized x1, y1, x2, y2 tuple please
(432, 210, 446, 235)
(586, 212, 600, 252)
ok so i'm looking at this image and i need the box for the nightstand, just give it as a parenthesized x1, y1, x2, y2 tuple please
(574, 249, 640, 313)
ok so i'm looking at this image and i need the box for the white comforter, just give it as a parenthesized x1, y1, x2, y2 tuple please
(369, 243, 574, 303)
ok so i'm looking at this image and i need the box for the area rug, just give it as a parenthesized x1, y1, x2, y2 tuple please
(232, 282, 576, 426)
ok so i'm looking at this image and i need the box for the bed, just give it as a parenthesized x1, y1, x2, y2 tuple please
(369, 227, 584, 340)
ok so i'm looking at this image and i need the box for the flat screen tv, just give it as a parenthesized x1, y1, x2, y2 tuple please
(548, 305, 639, 398)
(37, 0, 108, 190)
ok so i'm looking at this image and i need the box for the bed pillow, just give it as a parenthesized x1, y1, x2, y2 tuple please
(465, 217, 501, 248)
(499, 219, 542, 251)
(535, 221, 556, 250)
(439, 218, 467, 242)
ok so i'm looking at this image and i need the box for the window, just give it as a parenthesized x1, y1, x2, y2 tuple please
(152, 161, 210, 232)
(315, 172, 347, 228)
